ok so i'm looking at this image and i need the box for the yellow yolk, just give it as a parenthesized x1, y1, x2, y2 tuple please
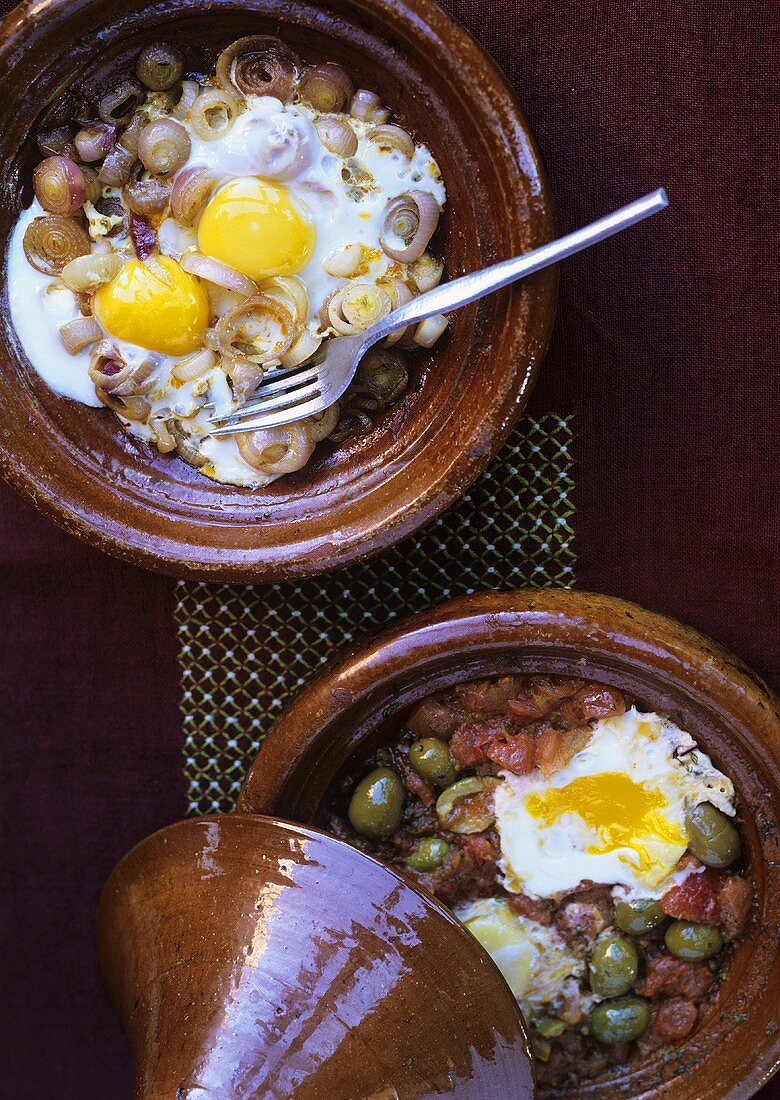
(93, 256, 208, 356)
(197, 178, 315, 280)
(526, 772, 687, 882)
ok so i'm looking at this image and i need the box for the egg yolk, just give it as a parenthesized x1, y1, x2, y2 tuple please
(527, 772, 687, 882)
(93, 256, 208, 356)
(197, 178, 315, 280)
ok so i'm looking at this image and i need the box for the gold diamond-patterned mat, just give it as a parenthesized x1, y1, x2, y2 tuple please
(175, 413, 575, 815)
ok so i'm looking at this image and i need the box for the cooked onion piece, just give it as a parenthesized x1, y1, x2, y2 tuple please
(313, 116, 358, 158)
(379, 277, 413, 346)
(37, 126, 76, 159)
(368, 124, 415, 159)
(414, 313, 449, 347)
(171, 347, 217, 382)
(281, 328, 322, 369)
(149, 410, 177, 453)
(74, 123, 116, 162)
(170, 419, 207, 466)
(190, 88, 240, 142)
(350, 89, 390, 124)
(23, 215, 90, 275)
(329, 282, 391, 334)
(89, 341, 156, 396)
(380, 190, 440, 263)
(216, 36, 299, 100)
(356, 347, 409, 402)
(137, 118, 191, 175)
(135, 42, 184, 91)
(172, 79, 199, 121)
(298, 62, 353, 112)
(60, 252, 122, 292)
(180, 251, 257, 298)
(236, 423, 314, 475)
(249, 116, 313, 180)
(81, 167, 102, 205)
(305, 402, 340, 441)
(58, 316, 102, 354)
(322, 242, 362, 278)
(215, 295, 296, 365)
(98, 143, 136, 187)
(33, 157, 86, 217)
(263, 275, 309, 326)
(170, 166, 216, 226)
(97, 389, 151, 420)
(98, 80, 144, 125)
(408, 251, 444, 292)
(227, 358, 265, 402)
(123, 179, 171, 217)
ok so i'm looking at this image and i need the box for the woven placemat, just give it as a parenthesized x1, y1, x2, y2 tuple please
(175, 413, 575, 815)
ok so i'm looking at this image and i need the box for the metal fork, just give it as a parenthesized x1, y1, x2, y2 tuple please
(210, 187, 668, 436)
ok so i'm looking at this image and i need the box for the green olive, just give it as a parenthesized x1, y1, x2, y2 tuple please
(614, 898, 667, 936)
(407, 836, 452, 872)
(685, 802, 741, 868)
(588, 933, 639, 997)
(535, 1017, 566, 1039)
(435, 776, 499, 834)
(409, 737, 457, 787)
(348, 767, 405, 838)
(664, 920, 723, 961)
(588, 997, 651, 1044)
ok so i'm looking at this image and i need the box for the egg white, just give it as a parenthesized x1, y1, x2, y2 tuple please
(6, 93, 446, 487)
(455, 897, 593, 1021)
(495, 708, 736, 902)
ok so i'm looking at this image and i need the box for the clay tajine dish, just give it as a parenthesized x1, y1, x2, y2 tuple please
(239, 589, 780, 1100)
(97, 813, 536, 1098)
(0, 0, 555, 582)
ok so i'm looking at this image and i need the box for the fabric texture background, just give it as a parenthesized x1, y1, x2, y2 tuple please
(1, 1, 778, 1097)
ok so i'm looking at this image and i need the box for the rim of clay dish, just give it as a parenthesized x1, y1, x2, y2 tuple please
(0, 0, 556, 581)
(239, 589, 780, 1100)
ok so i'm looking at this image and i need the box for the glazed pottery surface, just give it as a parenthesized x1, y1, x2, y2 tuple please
(0, 0, 555, 581)
(239, 589, 780, 1100)
(97, 813, 536, 1099)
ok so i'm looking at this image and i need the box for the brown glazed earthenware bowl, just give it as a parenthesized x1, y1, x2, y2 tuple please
(239, 589, 780, 1100)
(0, 0, 555, 582)
(97, 813, 536, 1098)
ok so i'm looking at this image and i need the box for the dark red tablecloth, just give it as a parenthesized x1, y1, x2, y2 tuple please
(1, 1, 778, 1096)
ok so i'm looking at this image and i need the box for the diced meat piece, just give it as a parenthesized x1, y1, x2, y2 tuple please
(449, 719, 506, 766)
(555, 894, 612, 940)
(507, 890, 554, 926)
(406, 698, 460, 739)
(718, 875, 753, 941)
(399, 761, 436, 807)
(484, 730, 535, 775)
(536, 724, 593, 778)
(661, 870, 721, 924)
(635, 954, 715, 999)
(558, 685, 627, 725)
(506, 677, 580, 719)
(676, 853, 705, 873)
(423, 833, 498, 904)
(650, 998, 698, 1040)
(460, 831, 500, 866)
(606, 1041, 631, 1063)
(455, 677, 522, 714)
(449, 718, 534, 773)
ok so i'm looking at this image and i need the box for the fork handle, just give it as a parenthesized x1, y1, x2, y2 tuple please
(364, 187, 669, 347)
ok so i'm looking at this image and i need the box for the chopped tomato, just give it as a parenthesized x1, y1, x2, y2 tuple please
(661, 870, 721, 924)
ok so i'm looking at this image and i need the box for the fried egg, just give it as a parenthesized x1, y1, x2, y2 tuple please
(6, 92, 446, 487)
(455, 898, 592, 1019)
(495, 708, 736, 901)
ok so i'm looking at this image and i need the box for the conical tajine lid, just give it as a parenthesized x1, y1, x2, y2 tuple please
(98, 813, 534, 1099)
